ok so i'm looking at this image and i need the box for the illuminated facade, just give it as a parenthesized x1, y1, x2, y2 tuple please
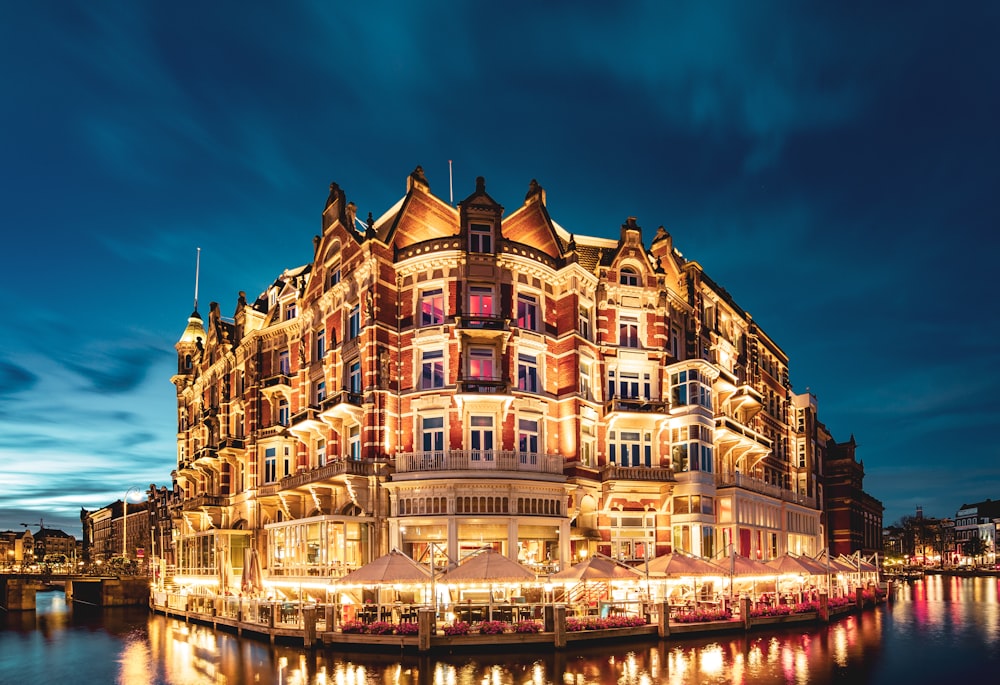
(170, 167, 828, 589)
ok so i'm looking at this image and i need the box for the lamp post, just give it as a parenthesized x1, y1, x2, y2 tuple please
(123, 487, 141, 559)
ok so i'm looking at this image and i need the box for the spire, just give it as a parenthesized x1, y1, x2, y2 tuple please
(178, 248, 205, 346)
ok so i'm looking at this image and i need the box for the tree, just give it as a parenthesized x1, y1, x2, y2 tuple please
(962, 537, 986, 566)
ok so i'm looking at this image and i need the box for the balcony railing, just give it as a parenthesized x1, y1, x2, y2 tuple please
(715, 416, 773, 449)
(456, 315, 507, 330)
(604, 396, 669, 415)
(457, 376, 508, 394)
(261, 373, 293, 389)
(290, 406, 321, 426)
(395, 450, 563, 475)
(600, 464, 675, 482)
(182, 494, 226, 510)
(256, 459, 378, 496)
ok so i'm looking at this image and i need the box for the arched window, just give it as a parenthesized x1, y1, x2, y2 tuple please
(620, 267, 640, 286)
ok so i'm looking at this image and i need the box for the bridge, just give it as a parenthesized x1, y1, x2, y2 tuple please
(0, 573, 150, 611)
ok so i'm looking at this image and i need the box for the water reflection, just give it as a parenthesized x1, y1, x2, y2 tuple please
(3, 577, 1000, 684)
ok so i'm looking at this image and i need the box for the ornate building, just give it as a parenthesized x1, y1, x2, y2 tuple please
(169, 168, 829, 592)
(823, 435, 884, 558)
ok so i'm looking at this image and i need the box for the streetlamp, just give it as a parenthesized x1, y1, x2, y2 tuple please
(123, 487, 141, 559)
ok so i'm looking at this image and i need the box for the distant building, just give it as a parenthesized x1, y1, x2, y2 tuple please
(823, 435, 884, 559)
(81, 495, 152, 565)
(167, 168, 858, 594)
(33, 528, 76, 563)
(954, 498, 1000, 566)
(0, 529, 34, 566)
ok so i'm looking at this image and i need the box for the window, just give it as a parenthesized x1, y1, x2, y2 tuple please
(580, 423, 596, 467)
(316, 329, 326, 359)
(619, 314, 639, 348)
(279, 350, 291, 376)
(329, 267, 341, 287)
(609, 430, 651, 467)
(468, 286, 494, 321)
(797, 442, 807, 468)
(470, 223, 493, 253)
(470, 415, 494, 460)
(620, 267, 639, 286)
(317, 439, 326, 467)
(420, 288, 444, 326)
(671, 425, 714, 473)
(421, 349, 445, 389)
(422, 416, 445, 453)
(349, 361, 361, 394)
(670, 326, 681, 358)
(265, 448, 277, 483)
(518, 418, 539, 464)
(315, 380, 326, 405)
(670, 369, 712, 409)
(348, 304, 360, 339)
(285, 303, 297, 320)
(278, 398, 290, 427)
(517, 353, 538, 392)
(349, 425, 361, 461)
(468, 347, 494, 379)
(579, 359, 592, 400)
(517, 293, 538, 330)
(578, 305, 592, 340)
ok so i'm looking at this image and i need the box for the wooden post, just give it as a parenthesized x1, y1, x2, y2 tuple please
(658, 601, 671, 638)
(741, 597, 752, 631)
(417, 607, 434, 653)
(818, 592, 829, 622)
(302, 605, 317, 648)
(554, 605, 567, 648)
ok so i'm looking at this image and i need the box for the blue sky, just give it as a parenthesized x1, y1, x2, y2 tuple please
(1, 2, 997, 538)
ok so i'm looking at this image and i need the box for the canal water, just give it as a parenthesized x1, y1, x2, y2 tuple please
(2, 575, 998, 684)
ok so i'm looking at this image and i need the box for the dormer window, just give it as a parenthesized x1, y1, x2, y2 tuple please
(285, 303, 297, 320)
(469, 223, 493, 253)
(620, 267, 640, 287)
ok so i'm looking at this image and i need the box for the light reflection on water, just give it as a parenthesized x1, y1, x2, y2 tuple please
(2, 576, 999, 684)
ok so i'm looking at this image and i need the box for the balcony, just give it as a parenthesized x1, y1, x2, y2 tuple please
(457, 376, 509, 394)
(599, 463, 675, 482)
(715, 415, 772, 450)
(289, 406, 325, 440)
(256, 459, 379, 496)
(457, 315, 507, 330)
(192, 446, 218, 465)
(182, 494, 226, 511)
(261, 373, 293, 389)
(395, 450, 564, 476)
(715, 472, 816, 508)
(319, 390, 364, 424)
(604, 395, 669, 417)
(217, 436, 245, 456)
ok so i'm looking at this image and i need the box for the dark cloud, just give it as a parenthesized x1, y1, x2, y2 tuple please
(0, 360, 38, 395)
(61, 344, 163, 394)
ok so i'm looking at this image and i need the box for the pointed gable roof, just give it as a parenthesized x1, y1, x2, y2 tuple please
(381, 165, 459, 249)
(501, 179, 565, 259)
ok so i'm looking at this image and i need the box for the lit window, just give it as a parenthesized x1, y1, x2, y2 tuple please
(517, 353, 538, 393)
(578, 305, 592, 340)
(517, 293, 538, 330)
(670, 369, 712, 409)
(468, 347, 494, 379)
(421, 349, 445, 389)
(265, 448, 277, 483)
(619, 314, 639, 348)
(317, 439, 326, 467)
(420, 288, 445, 326)
(468, 286, 494, 322)
(470, 223, 493, 253)
(349, 425, 361, 461)
(279, 350, 291, 376)
(580, 423, 596, 467)
(608, 430, 650, 467)
(579, 359, 592, 400)
(670, 425, 714, 473)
